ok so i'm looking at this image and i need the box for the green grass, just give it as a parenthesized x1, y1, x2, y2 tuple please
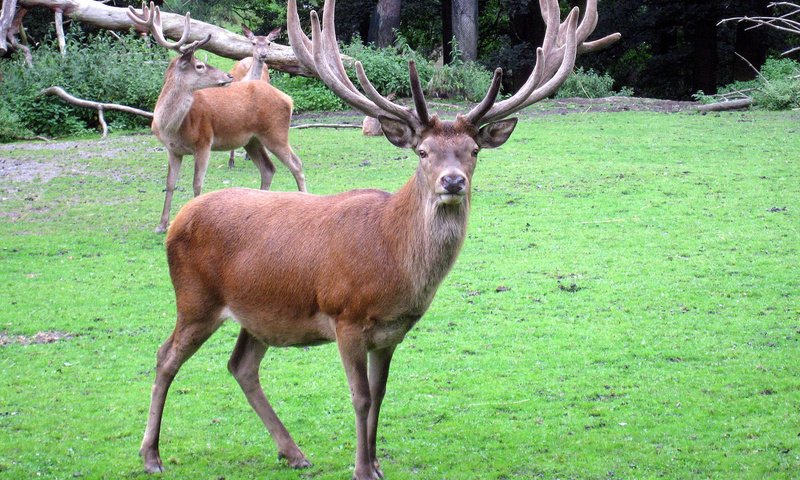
(1, 111, 798, 479)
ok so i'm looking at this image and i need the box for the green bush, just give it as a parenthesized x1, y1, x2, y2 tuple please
(695, 57, 799, 111)
(555, 67, 633, 99)
(270, 73, 347, 112)
(0, 103, 33, 143)
(0, 27, 168, 140)
(341, 35, 435, 97)
(427, 58, 494, 102)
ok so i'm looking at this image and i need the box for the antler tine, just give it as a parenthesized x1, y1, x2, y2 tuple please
(127, 2, 193, 52)
(287, 0, 315, 71)
(355, 62, 419, 125)
(408, 60, 430, 125)
(464, 68, 502, 125)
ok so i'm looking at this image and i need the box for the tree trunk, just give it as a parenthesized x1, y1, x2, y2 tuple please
(442, 0, 453, 64)
(15, 0, 314, 76)
(0, 0, 18, 55)
(451, 0, 477, 61)
(692, 16, 718, 95)
(368, 0, 401, 48)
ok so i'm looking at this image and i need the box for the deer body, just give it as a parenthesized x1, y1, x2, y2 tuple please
(168, 174, 467, 350)
(133, 0, 620, 478)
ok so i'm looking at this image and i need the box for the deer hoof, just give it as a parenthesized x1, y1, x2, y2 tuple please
(140, 449, 164, 473)
(154, 224, 168, 234)
(278, 450, 311, 469)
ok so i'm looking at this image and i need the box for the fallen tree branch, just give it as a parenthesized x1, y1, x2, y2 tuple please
(291, 123, 361, 130)
(40, 86, 153, 137)
(697, 98, 754, 113)
(17, 0, 317, 76)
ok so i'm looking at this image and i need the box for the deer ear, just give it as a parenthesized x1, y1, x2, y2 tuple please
(268, 27, 282, 40)
(178, 51, 194, 69)
(477, 118, 518, 149)
(242, 24, 254, 39)
(378, 116, 419, 149)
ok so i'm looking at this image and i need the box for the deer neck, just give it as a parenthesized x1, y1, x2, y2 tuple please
(245, 57, 264, 81)
(384, 170, 470, 307)
(153, 74, 195, 135)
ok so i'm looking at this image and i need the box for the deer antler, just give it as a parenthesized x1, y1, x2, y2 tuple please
(289, 0, 619, 131)
(468, 0, 621, 125)
(288, 0, 428, 130)
(127, 2, 211, 54)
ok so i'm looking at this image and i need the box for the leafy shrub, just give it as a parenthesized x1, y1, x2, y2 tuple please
(694, 57, 799, 110)
(271, 73, 347, 112)
(0, 103, 33, 142)
(0, 27, 168, 140)
(341, 34, 435, 97)
(555, 67, 633, 99)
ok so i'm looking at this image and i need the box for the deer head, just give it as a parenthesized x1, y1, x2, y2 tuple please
(128, 2, 233, 92)
(288, 0, 619, 206)
(243, 25, 282, 65)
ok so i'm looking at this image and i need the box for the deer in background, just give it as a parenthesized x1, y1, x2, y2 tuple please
(227, 24, 282, 168)
(136, 0, 619, 478)
(128, 3, 306, 233)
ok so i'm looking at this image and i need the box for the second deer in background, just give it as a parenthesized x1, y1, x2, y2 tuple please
(128, 4, 306, 233)
(228, 25, 282, 168)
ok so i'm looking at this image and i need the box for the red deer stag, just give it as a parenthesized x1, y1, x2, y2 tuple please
(228, 24, 282, 168)
(136, 0, 619, 477)
(127, 3, 306, 233)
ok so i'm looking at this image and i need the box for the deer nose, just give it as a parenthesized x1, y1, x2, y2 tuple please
(441, 174, 466, 194)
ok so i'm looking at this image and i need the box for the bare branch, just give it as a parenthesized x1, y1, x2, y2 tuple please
(720, 2, 800, 55)
(40, 86, 153, 137)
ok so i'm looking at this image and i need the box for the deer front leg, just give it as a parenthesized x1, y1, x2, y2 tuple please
(156, 151, 183, 233)
(336, 324, 378, 480)
(367, 346, 396, 479)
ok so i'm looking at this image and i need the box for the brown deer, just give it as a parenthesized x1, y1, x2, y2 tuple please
(227, 24, 282, 169)
(137, 0, 619, 478)
(127, 3, 306, 233)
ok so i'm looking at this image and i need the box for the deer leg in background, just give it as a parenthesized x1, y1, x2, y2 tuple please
(192, 146, 211, 197)
(261, 140, 307, 192)
(228, 149, 236, 169)
(367, 346, 396, 479)
(141, 313, 224, 472)
(227, 329, 311, 468)
(156, 152, 183, 234)
(244, 139, 277, 191)
(336, 323, 376, 480)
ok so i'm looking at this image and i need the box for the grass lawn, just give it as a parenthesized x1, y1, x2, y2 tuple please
(0, 110, 798, 479)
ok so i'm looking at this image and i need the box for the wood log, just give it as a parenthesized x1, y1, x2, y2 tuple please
(697, 98, 754, 113)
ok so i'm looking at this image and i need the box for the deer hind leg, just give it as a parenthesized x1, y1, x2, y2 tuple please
(156, 151, 183, 234)
(140, 307, 224, 473)
(228, 149, 236, 169)
(259, 137, 307, 192)
(227, 328, 310, 468)
(244, 140, 276, 191)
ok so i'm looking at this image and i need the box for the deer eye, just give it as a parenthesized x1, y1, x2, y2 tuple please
(195, 63, 206, 72)
(472, 148, 480, 157)
(418, 149, 428, 159)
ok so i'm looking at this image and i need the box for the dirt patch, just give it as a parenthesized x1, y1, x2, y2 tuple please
(0, 330, 74, 346)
